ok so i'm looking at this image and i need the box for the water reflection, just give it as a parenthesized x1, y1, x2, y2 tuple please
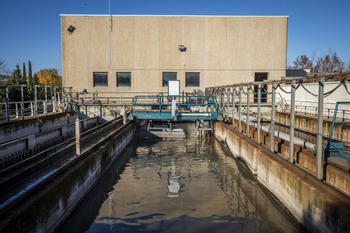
(167, 158, 181, 198)
(59, 124, 304, 233)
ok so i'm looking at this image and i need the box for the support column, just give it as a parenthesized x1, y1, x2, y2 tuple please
(257, 84, 261, 144)
(246, 85, 250, 137)
(238, 87, 242, 132)
(316, 78, 324, 179)
(122, 105, 127, 124)
(75, 117, 81, 155)
(289, 80, 296, 163)
(270, 83, 276, 152)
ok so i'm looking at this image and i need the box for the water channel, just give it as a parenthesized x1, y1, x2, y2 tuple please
(59, 123, 305, 233)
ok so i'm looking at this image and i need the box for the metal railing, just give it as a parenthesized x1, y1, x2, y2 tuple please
(0, 85, 64, 122)
(205, 72, 350, 180)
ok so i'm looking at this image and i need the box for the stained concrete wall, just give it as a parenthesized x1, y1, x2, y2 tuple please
(0, 117, 98, 169)
(0, 122, 136, 233)
(215, 121, 350, 233)
(61, 15, 288, 93)
(0, 113, 77, 144)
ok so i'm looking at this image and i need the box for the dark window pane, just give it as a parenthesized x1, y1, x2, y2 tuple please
(117, 72, 131, 87)
(93, 72, 108, 87)
(254, 72, 268, 103)
(163, 72, 177, 87)
(185, 72, 200, 87)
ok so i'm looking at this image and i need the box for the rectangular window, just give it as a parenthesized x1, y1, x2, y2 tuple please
(93, 72, 108, 87)
(185, 72, 200, 87)
(254, 72, 268, 103)
(162, 72, 177, 87)
(117, 72, 131, 87)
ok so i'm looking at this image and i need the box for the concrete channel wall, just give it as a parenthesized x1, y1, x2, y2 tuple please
(215, 121, 350, 233)
(0, 117, 98, 169)
(0, 112, 77, 144)
(0, 122, 136, 233)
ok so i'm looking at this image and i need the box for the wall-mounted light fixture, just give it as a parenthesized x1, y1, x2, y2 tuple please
(179, 45, 187, 52)
(67, 25, 76, 33)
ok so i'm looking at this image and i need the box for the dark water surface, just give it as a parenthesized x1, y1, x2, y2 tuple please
(59, 124, 304, 233)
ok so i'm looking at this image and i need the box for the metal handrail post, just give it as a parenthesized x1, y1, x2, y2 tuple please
(226, 88, 230, 118)
(5, 86, 9, 122)
(34, 85, 38, 117)
(238, 87, 242, 132)
(289, 80, 296, 163)
(53, 86, 57, 113)
(270, 83, 276, 152)
(246, 85, 250, 137)
(21, 85, 25, 120)
(316, 77, 324, 179)
(44, 86, 48, 115)
(257, 84, 261, 144)
(15, 102, 19, 118)
(232, 88, 235, 126)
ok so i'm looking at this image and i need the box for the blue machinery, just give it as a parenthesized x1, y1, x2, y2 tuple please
(323, 102, 350, 171)
(128, 94, 223, 131)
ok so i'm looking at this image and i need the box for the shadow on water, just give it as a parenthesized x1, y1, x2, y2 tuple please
(59, 122, 305, 233)
(57, 142, 137, 233)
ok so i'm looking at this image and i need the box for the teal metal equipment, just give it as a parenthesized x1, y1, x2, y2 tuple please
(128, 94, 222, 121)
(323, 102, 350, 171)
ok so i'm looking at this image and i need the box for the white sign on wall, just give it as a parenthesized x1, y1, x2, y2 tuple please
(168, 80, 180, 96)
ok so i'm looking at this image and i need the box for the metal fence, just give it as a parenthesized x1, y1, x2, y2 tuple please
(205, 71, 350, 180)
(0, 85, 207, 122)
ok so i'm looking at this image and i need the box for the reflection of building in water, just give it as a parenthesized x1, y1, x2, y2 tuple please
(167, 158, 181, 197)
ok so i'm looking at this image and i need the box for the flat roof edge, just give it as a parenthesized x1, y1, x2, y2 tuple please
(59, 14, 289, 18)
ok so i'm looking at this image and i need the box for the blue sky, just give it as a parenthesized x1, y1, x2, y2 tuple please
(0, 0, 349, 74)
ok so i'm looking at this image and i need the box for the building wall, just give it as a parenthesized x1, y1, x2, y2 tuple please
(61, 15, 288, 93)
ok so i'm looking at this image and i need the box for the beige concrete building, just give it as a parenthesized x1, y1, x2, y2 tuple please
(60, 15, 288, 94)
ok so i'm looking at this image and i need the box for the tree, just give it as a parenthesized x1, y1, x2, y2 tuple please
(292, 55, 313, 70)
(33, 73, 39, 85)
(7, 64, 25, 102)
(36, 68, 61, 86)
(291, 50, 346, 74)
(28, 60, 33, 87)
(0, 60, 11, 75)
(8, 64, 23, 86)
(22, 62, 27, 85)
(314, 51, 344, 73)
